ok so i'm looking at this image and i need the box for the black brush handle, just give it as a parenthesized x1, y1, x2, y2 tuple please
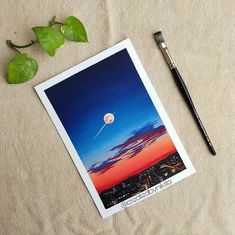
(171, 67, 216, 155)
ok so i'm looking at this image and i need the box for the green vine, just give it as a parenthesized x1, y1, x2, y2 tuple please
(6, 16, 88, 84)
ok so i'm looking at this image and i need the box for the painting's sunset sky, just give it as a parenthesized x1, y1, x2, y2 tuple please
(45, 49, 164, 167)
(45, 49, 179, 192)
(90, 133, 177, 193)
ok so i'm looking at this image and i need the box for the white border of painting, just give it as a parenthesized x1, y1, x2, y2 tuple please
(35, 39, 196, 219)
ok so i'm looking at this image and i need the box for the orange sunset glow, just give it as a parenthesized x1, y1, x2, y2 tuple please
(89, 133, 177, 193)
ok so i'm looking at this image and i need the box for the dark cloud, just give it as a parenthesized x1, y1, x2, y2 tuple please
(88, 121, 166, 174)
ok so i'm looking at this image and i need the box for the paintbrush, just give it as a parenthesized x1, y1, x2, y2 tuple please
(154, 31, 216, 156)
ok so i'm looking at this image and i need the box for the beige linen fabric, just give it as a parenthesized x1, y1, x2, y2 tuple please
(0, 1, 234, 234)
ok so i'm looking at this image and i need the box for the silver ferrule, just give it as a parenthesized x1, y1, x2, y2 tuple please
(158, 42, 176, 69)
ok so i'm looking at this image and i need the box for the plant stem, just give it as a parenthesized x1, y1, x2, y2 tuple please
(6, 40, 20, 53)
(7, 40, 36, 48)
(49, 16, 63, 27)
(54, 21, 63, 25)
(49, 21, 63, 26)
(6, 40, 37, 54)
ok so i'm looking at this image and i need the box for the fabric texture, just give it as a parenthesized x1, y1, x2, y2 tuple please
(0, 0, 234, 234)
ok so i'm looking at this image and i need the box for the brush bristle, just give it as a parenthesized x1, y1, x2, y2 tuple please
(154, 31, 165, 44)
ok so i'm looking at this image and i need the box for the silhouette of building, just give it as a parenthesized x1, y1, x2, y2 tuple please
(100, 152, 186, 208)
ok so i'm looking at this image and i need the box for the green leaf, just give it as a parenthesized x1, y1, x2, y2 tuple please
(32, 26, 64, 56)
(61, 16, 88, 42)
(7, 53, 38, 84)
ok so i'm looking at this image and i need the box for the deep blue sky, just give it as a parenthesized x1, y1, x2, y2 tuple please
(45, 49, 163, 169)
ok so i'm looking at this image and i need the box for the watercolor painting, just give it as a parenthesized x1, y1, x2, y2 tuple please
(44, 48, 187, 208)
